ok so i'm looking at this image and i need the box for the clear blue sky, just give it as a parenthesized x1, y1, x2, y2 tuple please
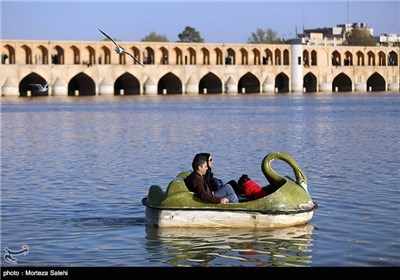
(1, 0, 399, 43)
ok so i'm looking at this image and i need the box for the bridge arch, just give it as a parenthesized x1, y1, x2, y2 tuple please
(199, 72, 222, 94)
(68, 72, 95, 96)
(21, 44, 32, 64)
(69, 45, 80, 64)
(99, 45, 111, 64)
(115, 72, 140, 95)
(332, 73, 352, 92)
(214, 47, 223, 65)
(332, 50, 341, 66)
(388, 51, 398, 65)
(378, 51, 386, 66)
(264, 48, 273, 65)
(53, 45, 64, 64)
(144, 47, 154, 65)
(367, 51, 376, 66)
(2, 44, 15, 64)
(238, 72, 260, 93)
(304, 72, 317, 92)
(159, 47, 168, 65)
(275, 72, 289, 93)
(367, 72, 386, 91)
(36, 45, 49, 64)
(20, 72, 47, 97)
(158, 72, 182, 94)
(226, 48, 235, 65)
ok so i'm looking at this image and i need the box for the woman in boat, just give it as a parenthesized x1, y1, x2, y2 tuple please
(200, 153, 243, 197)
(238, 174, 268, 200)
(184, 153, 238, 204)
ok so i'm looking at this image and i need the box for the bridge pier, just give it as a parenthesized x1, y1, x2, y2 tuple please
(319, 83, 332, 92)
(354, 83, 367, 92)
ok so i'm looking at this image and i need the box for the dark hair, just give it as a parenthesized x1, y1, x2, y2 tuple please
(198, 153, 211, 168)
(238, 174, 250, 187)
(191, 153, 208, 171)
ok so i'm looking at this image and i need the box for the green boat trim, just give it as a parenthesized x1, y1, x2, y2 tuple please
(142, 197, 317, 215)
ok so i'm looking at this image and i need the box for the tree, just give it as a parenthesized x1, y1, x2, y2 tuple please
(345, 27, 376, 46)
(248, 28, 279, 44)
(141, 32, 169, 42)
(177, 26, 204, 43)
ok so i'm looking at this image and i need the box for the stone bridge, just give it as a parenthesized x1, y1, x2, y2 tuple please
(1, 39, 399, 96)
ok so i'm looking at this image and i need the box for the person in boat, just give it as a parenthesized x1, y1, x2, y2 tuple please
(200, 153, 244, 197)
(184, 153, 238, 204)
(238, 174, 268, 200)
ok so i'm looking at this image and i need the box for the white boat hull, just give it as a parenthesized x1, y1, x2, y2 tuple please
(145, 206, 314, 228)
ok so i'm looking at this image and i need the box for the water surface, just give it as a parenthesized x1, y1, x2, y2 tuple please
(1, 93, 399, 267)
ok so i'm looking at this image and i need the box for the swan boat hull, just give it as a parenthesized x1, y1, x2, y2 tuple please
(142, 152, 317, 228)
(143, 202, 315, 228)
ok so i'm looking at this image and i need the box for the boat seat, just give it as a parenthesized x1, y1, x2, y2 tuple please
(166, 178, 190, 197)
(176, 171, 190, 179)
(147, 185, 166, 206)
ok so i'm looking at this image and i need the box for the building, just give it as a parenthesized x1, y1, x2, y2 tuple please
(298, 22, 374, 46)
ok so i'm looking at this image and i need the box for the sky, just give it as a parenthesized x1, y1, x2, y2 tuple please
(1, 0, 399, 44)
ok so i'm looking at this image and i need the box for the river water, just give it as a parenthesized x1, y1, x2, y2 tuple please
(1, 93, 399, 268)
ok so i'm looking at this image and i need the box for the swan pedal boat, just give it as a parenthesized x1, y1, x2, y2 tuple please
(142, 152, 318, 228)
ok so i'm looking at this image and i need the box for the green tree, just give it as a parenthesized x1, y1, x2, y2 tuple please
(248, 28, 279, 44)
(177, 26, 204, 43)
(345, 27, 376, 46)
(141, 32, 169, 42)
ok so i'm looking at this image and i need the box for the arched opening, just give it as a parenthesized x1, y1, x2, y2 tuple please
(115, 72, 140, 95)
(238, 72, 260, 93)
(367, 72, 386, 91)
(275, 72, 289, 93)
(158, 72, 182, 94)
(199, 72, 222, 94)
(19, 72, 48, 97)
(68, 72, 96, 96)
(303, 72, 317, 92)
(332, 73, 352, 92)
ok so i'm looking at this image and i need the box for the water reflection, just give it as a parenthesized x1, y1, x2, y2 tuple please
(145, 224, 315, 267)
